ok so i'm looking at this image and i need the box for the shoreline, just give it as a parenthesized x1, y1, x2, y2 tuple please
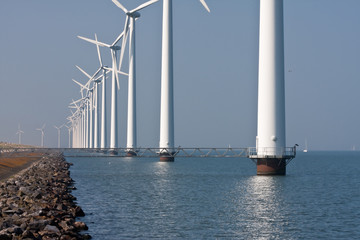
(0, 152, 90, 239)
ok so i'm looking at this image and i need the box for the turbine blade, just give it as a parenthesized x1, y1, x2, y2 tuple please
(94, 74, 103, 82)
(103, 66, 129, 76)
(72, 79, 86, 89)
(118, 70, 129, 77)
(112, 30, 125, 46)
(199, 0, 211, 12)
(89, 68, 102, 84)
(130, 0, 159, 13)
(78, 35, 111, 48)
(83, 79, 93, 90)
(118, 17, 130, 72)
(111, 50, 121, 90)
(76, 65, 92, 79)
(112, 0, 128, 13)
(95, 34, 103, 67)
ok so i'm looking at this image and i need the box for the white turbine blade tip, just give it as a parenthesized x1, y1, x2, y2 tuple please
(131, 0, 159, 13)
(76, 65, 92, 79)
(78, 35, 111, 48)
(112, 0, 128, 13)
(199, 0, 210, 12)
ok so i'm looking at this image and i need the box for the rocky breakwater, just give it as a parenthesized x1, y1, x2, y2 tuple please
(0, 152, 90, 239)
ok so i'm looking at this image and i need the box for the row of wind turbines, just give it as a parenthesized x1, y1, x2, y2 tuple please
(66, 0, 211, 155)
(16, 124, 68, 148)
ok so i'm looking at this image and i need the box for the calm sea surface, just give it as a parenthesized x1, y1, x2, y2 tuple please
(66, 151, 360, 239)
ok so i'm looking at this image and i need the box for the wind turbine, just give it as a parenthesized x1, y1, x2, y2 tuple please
(36, 124, 46, 147)
(74, 70, 97, 149)
(65, 123, 72, 148)
(72, 77, 92, 148)
(16, 124, 24, 145)
(159, 0, 210, 161)
(112, 0, 160, 155)
(256, 0, 287, 175)
(54, 125, 64, 148)
(81, 34, 109, 149)
(93, 34, 109, 149)
(69, 100, 83, 148)
(78, 32, 128, 150)
(92, 35, 103, 149)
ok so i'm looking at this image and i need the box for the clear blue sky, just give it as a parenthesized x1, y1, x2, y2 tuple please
(1, 0, 359, 150)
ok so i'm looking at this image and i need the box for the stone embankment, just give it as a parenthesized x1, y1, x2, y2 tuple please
(0, 152, 90, 239)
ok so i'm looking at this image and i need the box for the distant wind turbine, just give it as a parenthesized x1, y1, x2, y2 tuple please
(16, 124, 24, 145)
(65, 124, 72, 148)
(73, 70, 96, 148)
(72, 77, 91, 148)
(36, 124, 46, 147)
(54, 125, 64, 148)
(78, 33, 128, 149)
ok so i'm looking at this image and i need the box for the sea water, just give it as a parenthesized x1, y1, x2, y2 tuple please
(67, 151, 360, 239)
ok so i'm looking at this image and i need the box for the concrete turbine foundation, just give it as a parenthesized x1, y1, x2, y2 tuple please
(159, 152, 175, 162)
(126, 150, 137, 157)
(256, 158, 286, 175)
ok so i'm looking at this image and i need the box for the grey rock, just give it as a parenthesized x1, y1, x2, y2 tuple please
(28, 219, 50, 230)
(43, 224, 60, 233)
(32, 190, 42, 199)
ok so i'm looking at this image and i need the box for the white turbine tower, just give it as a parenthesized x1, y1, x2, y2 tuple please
(65, 124, 72, 148)
(69, 101, 83, 148)
(76, 57, 108, 149)
(36, 124, 46, 147)
(94, 34, 108, 149)
(255, 0, 287, 175)
(72, 77, 91, 148)
(16, 124, 24, 145)
(78, 33, 128, 151)
(112, 0, 160, 156)
(70, 86, 88, 148)
(54, 125, 64, 148)
(159, 0, 210, 161)
(75, 66, 97, 149)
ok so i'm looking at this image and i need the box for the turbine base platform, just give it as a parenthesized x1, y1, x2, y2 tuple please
(256, 158, 286, 175)
(109, 150, 118, 156)
(126, 151, 137, 157)
(159, 152, 175, 162)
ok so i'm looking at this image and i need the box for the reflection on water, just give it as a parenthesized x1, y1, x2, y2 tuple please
(244, 176, 287, 239)
(68, 153, 360, 239)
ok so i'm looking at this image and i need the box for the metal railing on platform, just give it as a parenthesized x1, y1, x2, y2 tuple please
(61, 147, 250, 158)
(247, 147, 297, 159)
(0, 146, 297, 161)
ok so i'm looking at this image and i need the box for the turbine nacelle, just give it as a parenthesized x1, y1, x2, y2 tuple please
(110, 45, 121, 51)
(127, 11, 141, 18)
